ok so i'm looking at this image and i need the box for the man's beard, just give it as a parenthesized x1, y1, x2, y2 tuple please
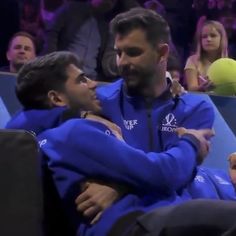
(120, 66, 156, 96)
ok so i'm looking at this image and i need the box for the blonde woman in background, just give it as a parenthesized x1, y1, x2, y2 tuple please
(184, 20, 228, 91)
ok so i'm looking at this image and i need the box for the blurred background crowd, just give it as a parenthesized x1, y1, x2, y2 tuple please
(1, 0, 236, 92)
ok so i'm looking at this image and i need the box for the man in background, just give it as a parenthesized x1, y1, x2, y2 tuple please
(0, 31, 36, 73)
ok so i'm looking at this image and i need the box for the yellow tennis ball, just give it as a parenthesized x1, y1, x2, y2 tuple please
(207, 58, 236, 96)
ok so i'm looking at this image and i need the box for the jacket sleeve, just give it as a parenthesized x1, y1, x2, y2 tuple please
(38, 119, 199, 194)
(183, 98, 215, 129)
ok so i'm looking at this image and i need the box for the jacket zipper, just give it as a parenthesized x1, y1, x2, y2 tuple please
(146, 101, 154, 151)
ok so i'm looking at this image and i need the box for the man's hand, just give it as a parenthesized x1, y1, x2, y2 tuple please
(170, 79, 186, 97)
(75, 181, 126, 224)
(228, 152, 236, 187)
(83, 113, 124, 141)
(176, 127, 215, 164)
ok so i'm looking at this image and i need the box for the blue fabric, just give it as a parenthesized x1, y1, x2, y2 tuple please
(0, 97, 11, 128)
(6, 78, 235, 236)
(5, 107, 66, 135)
(97, 79, 215, 153)
(38, 118, 199, 236)
(181, 167, 236, 201)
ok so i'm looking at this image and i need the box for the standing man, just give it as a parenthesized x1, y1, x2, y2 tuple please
(0, 31, 36, 73)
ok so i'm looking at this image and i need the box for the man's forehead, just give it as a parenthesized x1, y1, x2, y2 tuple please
(10, 36, 34, 47)
(114, 29, 149, 47)
(67, 64, 83, 75)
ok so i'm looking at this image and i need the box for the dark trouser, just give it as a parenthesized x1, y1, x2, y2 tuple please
(109, 199, 236, 236)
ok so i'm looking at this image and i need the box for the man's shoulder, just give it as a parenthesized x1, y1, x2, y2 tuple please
(179, 92, 213, 108)
(40, 118, 112, 140)
(97, 79, 123, 100)
(6, 107, 66, 134)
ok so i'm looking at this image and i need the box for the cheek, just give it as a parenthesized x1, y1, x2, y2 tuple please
(201, 38, 206, 45)
(216, 37, 221, 46)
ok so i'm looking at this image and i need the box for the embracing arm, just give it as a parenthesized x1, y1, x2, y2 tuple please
(39, 120, 212, 194)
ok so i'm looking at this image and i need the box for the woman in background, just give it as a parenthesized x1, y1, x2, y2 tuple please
(184, 20, 228, 91)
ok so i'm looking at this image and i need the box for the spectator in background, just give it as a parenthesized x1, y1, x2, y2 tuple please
(0, 0, 20, 67)
(229, 152, 236, 186)
(43, 0, 138, 81)
(143, 0, 181, 76)
(184, 20, 228, 92)
(0, 32, 36, 73)
(143, 0, 166, 16)
(20, 0, 46, 52)
(167, 55, 182, 83)
(219, 12, 236, 59)
(40, 0, 67, 29)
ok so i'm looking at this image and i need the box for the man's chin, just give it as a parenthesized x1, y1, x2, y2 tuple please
(125, 77, 139, 88)
(91, 100, 102, 114)
(14, 62, 25, 71)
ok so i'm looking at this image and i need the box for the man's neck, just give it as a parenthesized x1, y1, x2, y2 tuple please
(142, 76, 168, 99)
(10, 63, 22, 73)
(10, 64, 17, 73)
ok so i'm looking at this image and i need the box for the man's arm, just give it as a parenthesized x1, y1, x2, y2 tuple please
(39, 119, 213, 194)
(182, 97, 215, 130)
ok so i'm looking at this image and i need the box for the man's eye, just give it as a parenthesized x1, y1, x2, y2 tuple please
(126, 49, 142, 57)
(77, 74, 88, 83)
(115, 49, 122, 57)
(14, 45, 21, 49)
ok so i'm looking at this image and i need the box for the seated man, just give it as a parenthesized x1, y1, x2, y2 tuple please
(12, 50, 213, 235)
(0, 31, 36, 73)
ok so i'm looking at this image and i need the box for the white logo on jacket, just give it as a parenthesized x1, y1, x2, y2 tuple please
(194, 175, 205, 183)
(123, 119, 138, 130)
(161, 113, 178, 132)
(39, 139, 47, 147)
(214, 175, 231, 185)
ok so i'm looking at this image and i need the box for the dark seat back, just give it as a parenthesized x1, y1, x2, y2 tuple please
(0, 130, 43, 236)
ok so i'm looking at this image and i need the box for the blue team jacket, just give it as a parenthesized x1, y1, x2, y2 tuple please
(5, 107, 66, 135)
(184, 167, 236, 200)
(97, 79, 214, 152)
(38, 118, 201, 236)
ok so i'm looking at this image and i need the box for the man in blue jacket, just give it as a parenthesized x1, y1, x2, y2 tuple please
(6, 7, 234, 235)
(11, 49, 214, 236)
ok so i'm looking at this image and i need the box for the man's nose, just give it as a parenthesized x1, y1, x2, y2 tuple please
(117, 53, 130, 67)
(18, 46, 26, 53)
(87, 79, 97, 90)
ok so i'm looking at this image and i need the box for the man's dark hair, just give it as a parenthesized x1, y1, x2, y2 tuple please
(16, 51, 82, 110)
(8, 31, 37, 51)
(110, 7, 170, 46)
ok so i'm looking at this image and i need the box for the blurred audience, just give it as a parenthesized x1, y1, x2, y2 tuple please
(167, 55, 182, 83)
(20, 0, 46, 52)
(0, 32, 36, 73)
(143, 0, 181, 80)
(184, 20, 228, 92)
(42, 0, 138, 81)
(0, 0, 20, 67)
(40, 0, 66, 27)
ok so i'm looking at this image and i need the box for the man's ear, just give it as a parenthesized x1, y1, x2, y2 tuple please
(48, 90, 67, 107)
(157, 43, 169, 62)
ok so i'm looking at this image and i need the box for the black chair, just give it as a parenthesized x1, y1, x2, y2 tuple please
(0, 129, 43, 236)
